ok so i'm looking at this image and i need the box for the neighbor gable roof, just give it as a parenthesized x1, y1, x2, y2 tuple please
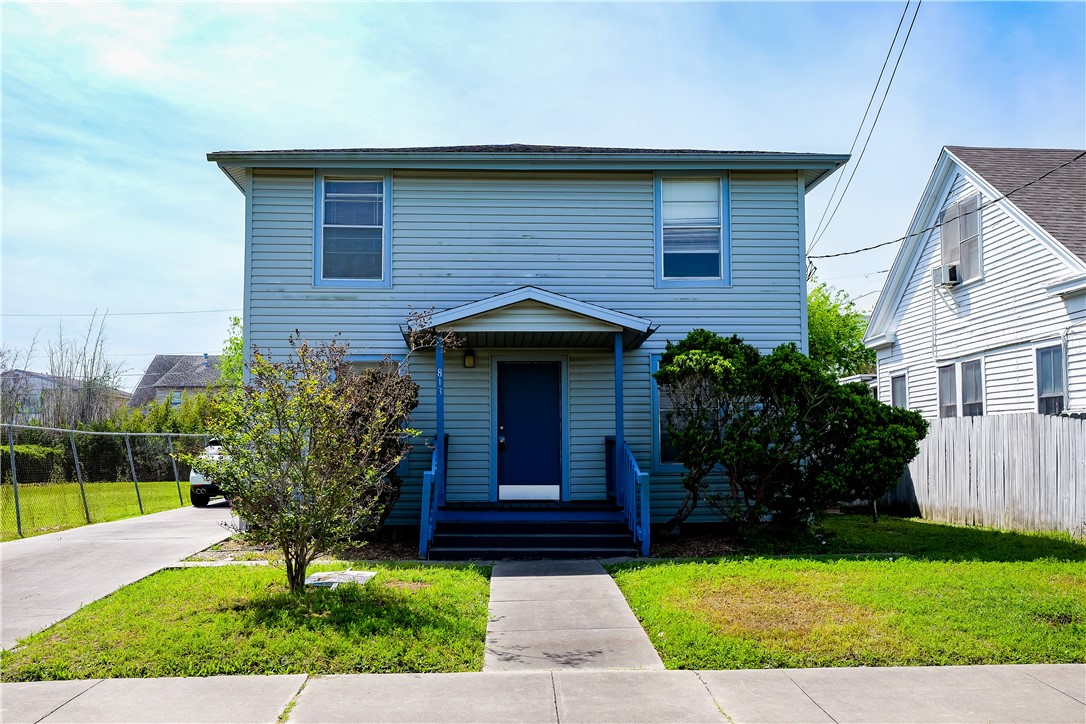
(865, 146, 1086, 348)
(129, 355, 221, 407)
(945, 146, 1085, 262)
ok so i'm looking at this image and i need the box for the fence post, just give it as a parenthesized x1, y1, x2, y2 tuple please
(167, 435, 183, 506)
(124, 434, 144, 514)
(6, 424, 23, 538)
(69, 431, 91, 524)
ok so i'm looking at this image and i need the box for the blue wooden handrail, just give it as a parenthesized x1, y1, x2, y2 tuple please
(615, 440, 650, 556)
(418, 444, 440, 558)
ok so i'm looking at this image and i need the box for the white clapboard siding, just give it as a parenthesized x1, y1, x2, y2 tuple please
(876, 167, 1085, 418)
(887, 414, 1086, 535)
(247, 168, 805, 524)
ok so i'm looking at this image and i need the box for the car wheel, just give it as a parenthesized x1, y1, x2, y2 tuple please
(190, 489, 210, 508)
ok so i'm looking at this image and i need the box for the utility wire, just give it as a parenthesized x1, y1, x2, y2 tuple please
(2, 308, 241, 318)
(808, 1, 912, 250)
(809, 150, 1086, 260)
(808, 0, 922, 254)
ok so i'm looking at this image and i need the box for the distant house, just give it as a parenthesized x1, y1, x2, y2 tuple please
(209, 143, 848, 557)
(129, 355, 222, 408)
(1, 369, 131, 424)
(865, 146, 1086, 418)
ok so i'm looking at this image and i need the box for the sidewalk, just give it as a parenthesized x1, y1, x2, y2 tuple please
(484, 560, 663, 671)
(4, 665, 1084, 723)
(1, 503, 232, 649)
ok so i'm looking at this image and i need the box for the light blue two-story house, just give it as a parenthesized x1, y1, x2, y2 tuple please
(209, 144, 846, 558)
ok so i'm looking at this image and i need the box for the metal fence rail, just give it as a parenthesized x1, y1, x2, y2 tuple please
(886, 414, 1086, 536)
(1, 424, 209, 540)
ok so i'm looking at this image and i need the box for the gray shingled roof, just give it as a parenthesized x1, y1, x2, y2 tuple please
(946, 146, 1086, 262)
(211, 143, 801, 156)
(129, 355, 221, 407)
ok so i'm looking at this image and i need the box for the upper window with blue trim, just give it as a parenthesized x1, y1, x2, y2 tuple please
(655, 176, 729, 287)
(315, 176, 391, 287)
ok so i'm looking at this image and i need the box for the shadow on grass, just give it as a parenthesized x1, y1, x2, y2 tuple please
(230, 581, 474, 639)
(641, 515, 1086, 567)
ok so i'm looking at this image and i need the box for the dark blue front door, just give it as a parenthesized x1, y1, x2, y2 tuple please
(497, 361, 561, 500)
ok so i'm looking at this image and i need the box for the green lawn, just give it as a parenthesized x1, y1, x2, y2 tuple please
(0, 563, 491, 681)
(1, 480, 187, 541)
(609, 516, 1086, 669)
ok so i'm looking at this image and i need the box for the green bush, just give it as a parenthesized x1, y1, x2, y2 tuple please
(654, 330, 928, 533)
(0, 444, 64, 484)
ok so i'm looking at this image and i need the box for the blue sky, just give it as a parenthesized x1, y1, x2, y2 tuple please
(2, 1, 1083, 389)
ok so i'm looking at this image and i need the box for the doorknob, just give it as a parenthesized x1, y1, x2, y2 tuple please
(498, 435, 506, 452)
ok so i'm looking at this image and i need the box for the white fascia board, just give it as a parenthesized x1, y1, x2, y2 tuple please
(1047, 275, 1086, 298)
(865, 332, 897, 351)
(943, 148, 1086, 276)
(865, 151, 957, 341)
(428, 286, 653, 332)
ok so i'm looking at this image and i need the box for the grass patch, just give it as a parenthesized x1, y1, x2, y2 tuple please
(610, 515, 1086, 669)
(612, 557, 1086, 669)
(0, 562, 491, 681)
(2, 481, 188, 541)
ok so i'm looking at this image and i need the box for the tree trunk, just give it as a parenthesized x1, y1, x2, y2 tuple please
(869, 498, 879, 524)
(660, 486, 700, 534)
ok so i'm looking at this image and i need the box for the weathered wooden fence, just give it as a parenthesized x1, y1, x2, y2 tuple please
(886, 414, 1086, 535)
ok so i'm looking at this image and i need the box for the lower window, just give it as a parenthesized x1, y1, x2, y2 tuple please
(960, 360, 983, 417)
(938, 365, 957, 418)
(1037, 346, 1065, 415)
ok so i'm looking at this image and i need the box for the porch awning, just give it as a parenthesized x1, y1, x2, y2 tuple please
(402, 286, 658, 350)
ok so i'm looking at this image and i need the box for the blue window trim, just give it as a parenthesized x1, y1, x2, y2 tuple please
(654, 172, 732, 289)
(650, 354, 685, 474)
(313, 170, 393, 288)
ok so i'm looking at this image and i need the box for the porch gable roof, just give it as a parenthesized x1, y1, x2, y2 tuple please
(412, 286, 658, 350)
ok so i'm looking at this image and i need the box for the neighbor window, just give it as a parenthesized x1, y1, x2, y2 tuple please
(170, 390, 182, 407)
(938, 365, 957, 418)
(940, 193, 981, 282)
(658, 177, 726, 284)
(960, 360, 983, 416)
(890, 374, 907, 408)
(1037, 346, 1065, 415)
(318, 178, 387, 283)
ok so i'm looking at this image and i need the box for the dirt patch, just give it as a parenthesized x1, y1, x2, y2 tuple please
(186, 536, 421, 563)
(383, 580, 432, 592)
(681, 575, 910, 659)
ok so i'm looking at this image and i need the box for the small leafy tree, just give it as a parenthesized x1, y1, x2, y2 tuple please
(655, 329, 927, 533)
(184, 335, 419, 592)
(807, 280, 875, 377)
(218, 316, 244, 390)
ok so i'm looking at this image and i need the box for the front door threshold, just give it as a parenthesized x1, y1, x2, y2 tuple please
(498, 485, 560, 501)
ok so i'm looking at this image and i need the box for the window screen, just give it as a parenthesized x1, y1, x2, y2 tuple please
(938, 365, 957, 418)
(961, 360, 983, 417)
(890, 374, 907, 408)
(322, 180, 384, 280)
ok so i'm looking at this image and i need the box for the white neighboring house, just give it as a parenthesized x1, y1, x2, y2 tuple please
(865, 146, 1086, 418)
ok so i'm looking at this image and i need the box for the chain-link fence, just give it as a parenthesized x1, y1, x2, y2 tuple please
(1, 424, 210, 541)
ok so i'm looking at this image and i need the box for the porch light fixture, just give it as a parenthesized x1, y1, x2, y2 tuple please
(463, 349, 475, 368)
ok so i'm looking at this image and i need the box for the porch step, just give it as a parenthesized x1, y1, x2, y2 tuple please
(428, 519, 639, 560)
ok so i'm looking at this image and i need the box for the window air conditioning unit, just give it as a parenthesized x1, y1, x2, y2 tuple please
(932, 264, 960, 288)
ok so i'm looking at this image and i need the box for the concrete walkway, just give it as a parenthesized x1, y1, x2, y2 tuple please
(484, 560, 664, 671)
(3, 665, 1083, 723)
(1, 502, 232, 648)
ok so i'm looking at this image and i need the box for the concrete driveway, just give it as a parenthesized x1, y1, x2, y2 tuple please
(0, 502, 232, 649)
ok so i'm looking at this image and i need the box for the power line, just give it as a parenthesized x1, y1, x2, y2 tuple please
(809, 150, 1086, 260)
(2, 308, 241, 318)
(808, 0, 922, 254)
(808, 1, 913, 251)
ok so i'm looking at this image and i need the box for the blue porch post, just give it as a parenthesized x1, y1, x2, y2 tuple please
(614, 332, 624, 482)
(435, 336, 446, 506)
